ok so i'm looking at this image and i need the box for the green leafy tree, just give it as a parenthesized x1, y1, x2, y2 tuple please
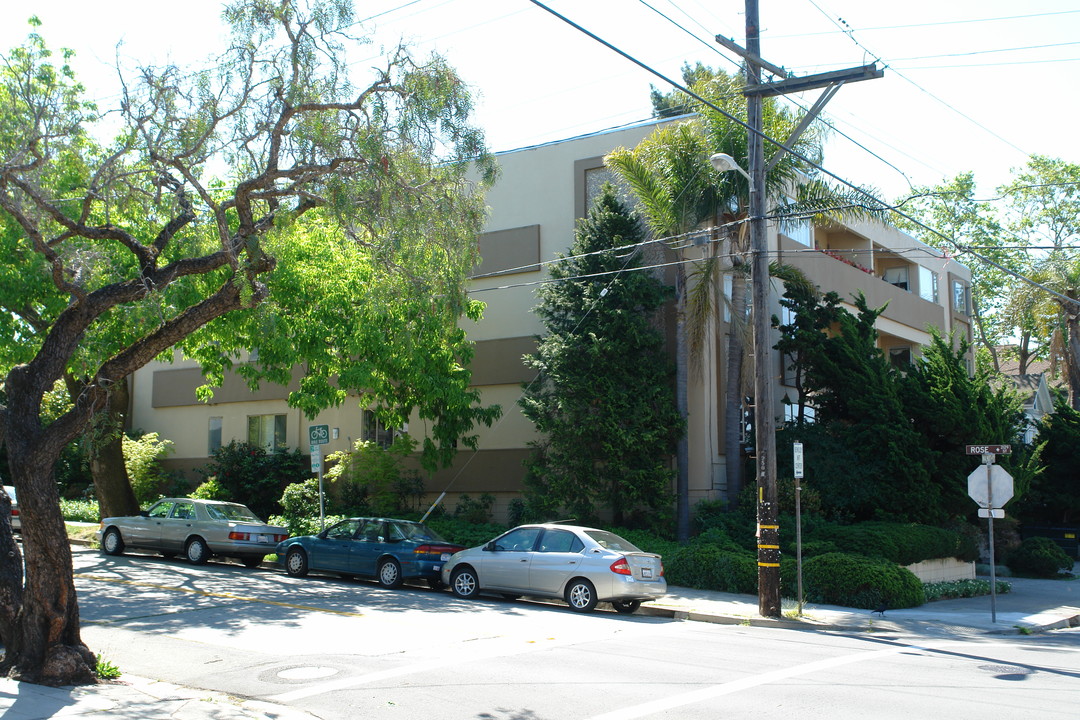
(519, 186, 682, 525)
(121, 432, 175, 504)
(324, 436, 419, 516)
(200, 441, 305, 521)
(0, 2, 497, 684)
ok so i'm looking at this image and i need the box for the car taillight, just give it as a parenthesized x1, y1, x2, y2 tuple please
(610, 558, 632, 576)
(660, 562, 665, 577)
(10, 509, 17, 516)
(229, 531, 250, 541)
(275, 534, 288, 542)
(415, 544, 459, 555)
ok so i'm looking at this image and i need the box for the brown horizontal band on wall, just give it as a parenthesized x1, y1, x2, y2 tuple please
(152, 366, 301, 408)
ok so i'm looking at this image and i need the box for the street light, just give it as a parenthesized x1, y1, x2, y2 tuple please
(710, 152, 752, 181)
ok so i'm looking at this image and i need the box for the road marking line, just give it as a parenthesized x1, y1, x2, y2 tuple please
(75, 573, 366, 618)
(583, 641, 1037, 720)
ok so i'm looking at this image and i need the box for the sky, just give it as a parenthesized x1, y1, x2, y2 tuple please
(3, 0, 1079, 205)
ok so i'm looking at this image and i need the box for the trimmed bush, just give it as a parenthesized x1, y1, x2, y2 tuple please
(609, 528, 681, 560)
(665, 545, 757, 593)
(802, 552, 925, 609)
(1006, 536, 1074, 578)
(808, 522, 976, 564)
(425, 517, 508, 548)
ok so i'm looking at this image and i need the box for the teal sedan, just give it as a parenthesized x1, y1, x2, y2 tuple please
(276, 517, 464, 589)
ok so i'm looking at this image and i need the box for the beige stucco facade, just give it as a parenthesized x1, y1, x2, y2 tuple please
(130, 118, 972, 521)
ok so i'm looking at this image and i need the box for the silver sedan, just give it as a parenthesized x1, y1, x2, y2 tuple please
(97, 498, 288, 567)
(2, 485, 18, 532)
(441, 523, 666, 613)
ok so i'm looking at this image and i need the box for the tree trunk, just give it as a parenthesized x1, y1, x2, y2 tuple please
(1065, 293, 1080, 411)
(0, 434, 96, 684)
(0, 489, 22, 646)
(723, 262, 748, 509)
(78, 375, 139, 518)
(675, 266, 690, 543)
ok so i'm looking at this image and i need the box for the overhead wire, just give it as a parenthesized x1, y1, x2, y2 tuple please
(525, 0, 1080, 309)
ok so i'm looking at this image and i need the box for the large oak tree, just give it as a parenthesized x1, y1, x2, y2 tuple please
(0, 0, 497, 684)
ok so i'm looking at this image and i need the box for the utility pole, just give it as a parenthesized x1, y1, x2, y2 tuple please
(722, 2, 883, 618)
(744, 0, 780, 618)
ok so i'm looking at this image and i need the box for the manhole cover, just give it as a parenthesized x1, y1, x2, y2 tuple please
(276, 666, 340, 680)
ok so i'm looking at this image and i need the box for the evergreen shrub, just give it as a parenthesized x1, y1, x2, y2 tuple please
(665, 545, 757, 593)
(808, 522, 975, 564)
(1006, 536, 1074, 578)
(802, 552, 925, 609)
(425, 517, 507, 548)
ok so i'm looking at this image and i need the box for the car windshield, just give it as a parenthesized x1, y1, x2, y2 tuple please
(390, 522, 446, 542)
(584, 530, 641, 553)
(205, 504, 261, 522)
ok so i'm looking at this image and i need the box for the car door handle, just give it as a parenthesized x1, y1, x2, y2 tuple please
(519, 558, 528, 563)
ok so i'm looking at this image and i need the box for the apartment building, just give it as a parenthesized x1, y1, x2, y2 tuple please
(131, 117, 972, 519)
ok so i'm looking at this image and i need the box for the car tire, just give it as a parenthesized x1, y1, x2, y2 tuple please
(378, 559, 404, 589)
(450, 566, 480, 599)
(612, 599, 641, 615)
(565, 578, 598, 613)
(185, 537, 210, 565)
(242, 556, 264, 569)
(101, 527, 125, 556)
(285, 548, 309, 577)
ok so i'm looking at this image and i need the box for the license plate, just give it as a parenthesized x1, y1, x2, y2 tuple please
(641, 568, 653, 579)
(257, 534, 270, 543)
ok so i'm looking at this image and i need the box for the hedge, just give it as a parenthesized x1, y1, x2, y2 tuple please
(806, 522, 977, 565)
(801, 552, 925, 609)
(1006, 536, 1074, 578)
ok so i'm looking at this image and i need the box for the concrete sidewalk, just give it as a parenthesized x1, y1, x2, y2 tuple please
(2, 569, 1077, 719)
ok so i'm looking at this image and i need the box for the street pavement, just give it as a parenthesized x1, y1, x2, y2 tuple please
(1, 556, 1077, 720)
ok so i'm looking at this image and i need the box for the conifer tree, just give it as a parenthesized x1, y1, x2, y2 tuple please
(520, 186, 683, 525)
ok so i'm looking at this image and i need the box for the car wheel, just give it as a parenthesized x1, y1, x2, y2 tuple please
(185, 537, 210, 565)
(101, 528, 125, 556)
(242, 556, 264, 569)
(450, 566, 480, 599)
(565, 578, 598, 612)
(612, 599, 641, 615)
(378, 559, 404, 589)
(285, 548, 309, 577)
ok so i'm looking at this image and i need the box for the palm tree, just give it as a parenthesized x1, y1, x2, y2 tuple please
(608, 67, 885, 537)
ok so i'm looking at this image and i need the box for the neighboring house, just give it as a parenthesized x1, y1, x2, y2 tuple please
(130, 117, 973, 520)
(996, 372, 1054, 445)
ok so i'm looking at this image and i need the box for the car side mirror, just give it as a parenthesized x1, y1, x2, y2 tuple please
(139, 511, 149, 517)
(484, 541, 497, 551)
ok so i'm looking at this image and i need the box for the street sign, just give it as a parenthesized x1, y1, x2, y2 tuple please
(978, 509, 1005, 519)
(309, 424, 330, 446)
(965, 444, 1011, 455)
(310, 443, 322, 473)
(793, 442, 804, 479)
(967, 464, 1014, 509)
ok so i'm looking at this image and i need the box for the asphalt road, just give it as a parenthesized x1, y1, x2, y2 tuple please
(72, 547, 1080, 720)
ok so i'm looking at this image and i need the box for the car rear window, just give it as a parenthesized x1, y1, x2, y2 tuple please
(584, 530, 641, 553)
(391, 522, 447, 542)
(206, 504, 261, 522)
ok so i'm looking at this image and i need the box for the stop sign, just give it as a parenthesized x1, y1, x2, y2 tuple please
(967, 464, 1014, 509)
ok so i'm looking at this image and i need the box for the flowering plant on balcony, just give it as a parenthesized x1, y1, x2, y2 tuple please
(821, 249, 874, 275)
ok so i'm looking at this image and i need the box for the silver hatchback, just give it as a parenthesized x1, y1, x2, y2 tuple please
(441, 523, 666, 614)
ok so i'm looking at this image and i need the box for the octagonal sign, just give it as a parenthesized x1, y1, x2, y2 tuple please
(967, 464, 1014, 509)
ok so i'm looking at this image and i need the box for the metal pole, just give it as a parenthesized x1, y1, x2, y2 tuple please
(794, 442, 804, 617)
(986, 457, 997, 623)
(746, 0, 780, 618)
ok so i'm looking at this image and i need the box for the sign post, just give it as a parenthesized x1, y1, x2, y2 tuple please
(966, 444, 1013, 623)
(793, 442, 805, 616)
(309, 425, 330, 531)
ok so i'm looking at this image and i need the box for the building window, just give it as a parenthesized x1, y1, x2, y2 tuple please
(882, 266, 909, 291)
(889, 346, 912, 368)
(919, 267, 939, 303)
(208, 416, 223, 455)
(783, 403, 815, 424)
(362, 409, 400, 449)
(248, 414, 286, 451)
(952, 280, 969, 314)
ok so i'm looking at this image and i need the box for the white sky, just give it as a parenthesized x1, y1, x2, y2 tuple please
(3, 0, 1079, 204)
